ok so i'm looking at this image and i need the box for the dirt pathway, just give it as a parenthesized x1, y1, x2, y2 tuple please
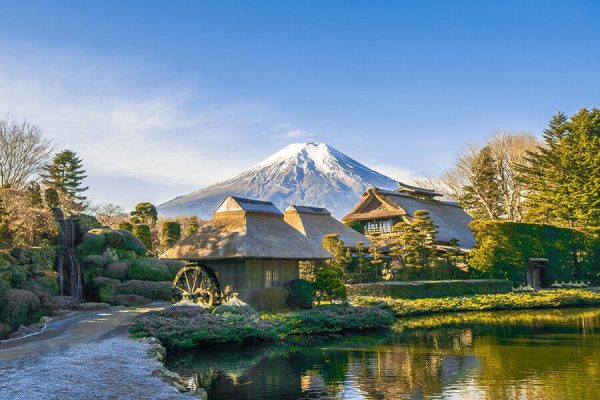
(0, 303, 196, 400)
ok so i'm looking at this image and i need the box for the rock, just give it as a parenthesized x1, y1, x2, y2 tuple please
(103, 262, 129, 280)
(194, 388, 208, 400)
(151, 367, 188, 392)
(76, 302, 111, 311)
(39, 316, 52, 324)
(8, 324, 37, 339)
(50, 296, 79, 311)
(113, 294, 150, 307)
(139, 337, 167, 362)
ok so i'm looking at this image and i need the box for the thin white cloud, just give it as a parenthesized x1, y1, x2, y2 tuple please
(370, 163, 417, 183)
(0, 42, 295, 189)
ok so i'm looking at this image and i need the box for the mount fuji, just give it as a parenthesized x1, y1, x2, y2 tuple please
(157, 142, 400, 219)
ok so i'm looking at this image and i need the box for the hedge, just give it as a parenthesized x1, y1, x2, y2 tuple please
(116, 280, 174, 301)
(0, 289, 43, 330)
(346, 279, 512, 299)
(128, 257, 172, 281)
(470, 221, 600, 284)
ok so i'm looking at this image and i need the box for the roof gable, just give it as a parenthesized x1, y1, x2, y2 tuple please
(215, 196, 282, 215)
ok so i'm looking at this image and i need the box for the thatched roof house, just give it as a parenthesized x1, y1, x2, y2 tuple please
(342, 183, 475, 249)
(283, 205, 370, 249)
(161, 196, 330, 310)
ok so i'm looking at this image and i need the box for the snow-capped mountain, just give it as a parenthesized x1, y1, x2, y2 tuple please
(157, 142, 399, 219)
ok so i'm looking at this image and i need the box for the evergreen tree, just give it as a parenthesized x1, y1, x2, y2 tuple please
(130, 202, 158, 226)
(132, 224, 153, 251)
(343, 220, 363, 234)
(160, 221, 181, 250)
(368, 234, 384, 281)
(26, 181, 43, 208)
(355, 242, 368, 283)
(44, 188, 59, 209)
(457, 145, 504, 219)
(41, 150, 88, 207)
(519, 109, 600, 228)
(315, 234, 348, 303)
(186, 215, 200, 236)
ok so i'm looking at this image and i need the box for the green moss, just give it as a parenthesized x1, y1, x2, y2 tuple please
(116, 229, 147, 255)
(115, 248, 138, 261)
(102, 262, 129, 280)
(78, 231, 106, 257)
(128, 257, 171, 281)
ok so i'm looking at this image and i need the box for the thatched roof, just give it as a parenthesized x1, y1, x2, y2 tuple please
(342, 187, 475, 249)
(284, 204, 370, 249)
(161, 196, 331, 260)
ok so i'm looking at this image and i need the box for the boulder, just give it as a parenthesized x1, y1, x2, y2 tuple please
(76, 302, 111, 311)
(103, 262, 129, 280)
(90, 277, 120, 303)
(50, 295, 79, 311)
(112, 294, 150, 307)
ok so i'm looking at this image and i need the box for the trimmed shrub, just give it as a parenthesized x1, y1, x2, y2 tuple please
(75, 213, 101, 231)
(103, 262, 129, 280)
(346, 279, 513, 300)
(117, 229, 147, 255)
(83, 255, 110, 284)
(78, 231, 106, 257)
(264, 304, 394, 335)
(161, 259, 186, 278)
(160, 221, 181, 250)
(128, 257, 171, 281)
(0, 322, 11, 339)
(115, 248, 138, 261)
(89, 277, 120, 303)
(470, 220, 600, 284)
(113, 294, 150, 307)
(132, 224, 152, 251)
(286, 279, 316, 309)
(0, 289, 43, 330)
(116, 280, 174, 301)
(354, 289, 600, 317)
(117, 221, 134, 231)
(130, 306, 279, 349)
(344, 220, 364, 234)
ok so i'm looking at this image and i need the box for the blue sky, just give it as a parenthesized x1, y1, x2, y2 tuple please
(1, 0, 599, 209)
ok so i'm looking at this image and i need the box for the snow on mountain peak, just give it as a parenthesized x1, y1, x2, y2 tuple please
(158, 142, 399, 219)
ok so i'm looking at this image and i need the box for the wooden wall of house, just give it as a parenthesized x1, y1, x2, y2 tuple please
(201, 258, 300, 311)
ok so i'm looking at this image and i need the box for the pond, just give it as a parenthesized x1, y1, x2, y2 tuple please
(168, 307, 600, 399)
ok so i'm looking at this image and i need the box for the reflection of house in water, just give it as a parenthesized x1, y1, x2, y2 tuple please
(161, 196, 331, 310)
(342, 183, 476, 250)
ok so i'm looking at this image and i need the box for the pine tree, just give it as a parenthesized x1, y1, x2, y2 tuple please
(44, 188, 59, 209)
(41, 150, 88, 204)
(457, 145, 504, 219)
(160, 221, 181, 250)
(368, 234, 384, 281)
(519, 109, 600, 228)
(186, 215, 200, 236)
(26, 181, 43, 208)
(130, 202, 158, 226)
(355, 242, 368, 283)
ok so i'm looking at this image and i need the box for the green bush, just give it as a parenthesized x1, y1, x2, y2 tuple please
(132, 224, 152, 251)
(0, 289, 43, 330)
(78, 231, 106, 257)
(102, 262, 129, 280)
(115, 248, 138, 261)
(286, 279, 316, 309)
(161, 259, 186, 278)
(354, 289, 600, 317)
(344, 220, 364, 234)
(160, 221, 181, 250)
(128, 257, 171, 281)
(470, 221, 600, 284)
(116, 280, 174, 300)
(130, 306, 280, 349)
(264, 304, 394, 335)
(117, 229, 147, 255)
(83, 255, 110, 284)
(89, 277, 120, 303)
(117, 221, 134, 231)
(75, 213, 101, 231)
(346, 279, 513, 300)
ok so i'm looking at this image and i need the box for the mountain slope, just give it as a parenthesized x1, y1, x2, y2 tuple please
(157, 142, 399, 219)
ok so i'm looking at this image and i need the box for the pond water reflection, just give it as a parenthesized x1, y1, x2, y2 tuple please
(168, 308, 600, 399)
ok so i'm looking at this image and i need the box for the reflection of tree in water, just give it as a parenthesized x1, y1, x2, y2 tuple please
(169, 308, 600, 399)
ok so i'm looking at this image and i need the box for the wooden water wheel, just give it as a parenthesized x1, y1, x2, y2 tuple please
(172, 265, 221, 306)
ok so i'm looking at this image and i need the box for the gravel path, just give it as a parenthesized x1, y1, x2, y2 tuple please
(0, 304, 196, 400)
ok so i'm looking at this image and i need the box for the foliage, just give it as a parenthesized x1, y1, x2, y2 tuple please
(469, 220, 600, 283)
(442, 132, 538, 221)
(82, 255, 110, 284)
(130, 202, 158, 226)
(44, 188, 59, 209)
(130, 306, 279, 349)
(314, 235, 348, 303)
(92, 203, 125, 227)
(41, 149, 88, 211)
(117, 229, 147, 255)
(115, 279, 174, 301)
(347, 279, 513, 299)
(368, 234, 385, 279)
(88, 276, 120, 303)
(0, 289, 43, 330)
(75, 213, 100, 231)
(26, 181, 43, 207)
(102, 261, 129, 280)
(264, 304, 394, 335)
(344, 220, 363, 234)
(0, 188, 59, 247)
(77, 231, 106, 257)
(355, 289, 600, 317)
(132, 224, 152, 251)
(128, 257, 172, 281)
(117, 221, 134, 231)
(0, 114, 53, 190)
(160, 221, 181, 250)
(519, 109, 600, 228)
(161, 259, 186, 278)
(186, 215, 200, 237)
(286, 278, 316, 309)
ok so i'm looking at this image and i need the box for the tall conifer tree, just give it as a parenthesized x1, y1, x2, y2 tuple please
(41, 150, 88, 207)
